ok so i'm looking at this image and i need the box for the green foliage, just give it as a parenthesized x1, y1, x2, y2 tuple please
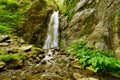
(0, 50, 25, 62)
(0, 0, 19, 34)
(0, 25, 9, 33)
(0, 0, 31, 34)
(66, 41, 120, 74)
(0, 54, 22, 62)
(78, 32, 83, 38)
(0, 0, 19, 11)
(54, 0, 65, 13)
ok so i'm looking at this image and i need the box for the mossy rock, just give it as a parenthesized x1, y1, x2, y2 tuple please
(16, 0, 58, 47)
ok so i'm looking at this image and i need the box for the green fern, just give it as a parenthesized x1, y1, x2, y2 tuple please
(66, 40, 120, 74)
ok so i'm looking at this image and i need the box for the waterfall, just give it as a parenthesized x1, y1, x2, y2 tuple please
(43, 11, 59, 49)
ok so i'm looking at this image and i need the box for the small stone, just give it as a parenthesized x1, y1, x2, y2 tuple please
(27, 61, 33, 66)
(69, 56, 75, 61)
(73, 73, 82, 80)
(72, 64, 82, 69)
(0, 61, 6, 69)
(39, 55, 45, 59)
(88, 77, 99, 80)
(66, 78, 72, 80)
(110, 72, 120, 78)
(95, 41, 107, 50)
(6, 39, 13, 43)
(39, 50, 44, 54)
(0, 35, 10, 42)
(71, 61, 82, 69)
(6, 48, 18, 53)
(115, 47, 120, 60)
(74, 0, 88, 12)
(34, 48, 44, 54)
(7, 60, 23, 69)
(41, 60, 46, 64)
(20, 45, 32, 52)
(0, 43, 9, 46)
(19, 38, 25, 44)
(96, 0, 100, 3)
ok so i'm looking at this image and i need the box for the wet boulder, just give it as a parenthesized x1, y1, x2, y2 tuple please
(0, 61, 6, 69)
(73, 73, 82, 80)
(20, 45, 32, 52)
(0, 43, 9, 47)
(0, 35, 10, 42)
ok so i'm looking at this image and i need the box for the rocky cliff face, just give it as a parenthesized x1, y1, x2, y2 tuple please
(16, 0, 58, 47)
(16, 0, 120, 58)
(60, 0, 120, 57)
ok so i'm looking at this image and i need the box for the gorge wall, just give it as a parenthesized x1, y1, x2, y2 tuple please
(16, 0, 120, 58)
(60, 0, 120, 53)
(16, 0, 58, 47)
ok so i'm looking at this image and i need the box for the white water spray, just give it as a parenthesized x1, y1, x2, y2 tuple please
(43, 11, 59, 49)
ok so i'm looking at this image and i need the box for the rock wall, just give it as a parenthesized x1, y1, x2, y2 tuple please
(16, 0, 120, 59)
(60, 0, 120, 56)
(16, 0, 58, 47)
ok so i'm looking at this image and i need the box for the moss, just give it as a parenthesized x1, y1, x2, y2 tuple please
(78, 32, 83, 38)
(0, 50, 25, 62)
(0, 0, 31, 34)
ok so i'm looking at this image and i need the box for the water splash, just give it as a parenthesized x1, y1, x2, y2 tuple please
(43, 11, 59, 49)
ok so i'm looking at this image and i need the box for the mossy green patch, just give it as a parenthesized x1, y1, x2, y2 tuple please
(0, 50, 25, 62)
(0, 0, 31, 34)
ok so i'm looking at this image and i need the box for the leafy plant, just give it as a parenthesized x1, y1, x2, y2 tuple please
(66, 40, 120, 74)
(0, 25, 9, 33)
(117, 9, 120, 36)
(0, 50, 25, 62)
(0, 0, 19, 11)
(0, 0, 31, 34)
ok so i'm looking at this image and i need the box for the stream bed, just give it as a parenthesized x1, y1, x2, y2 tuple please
(0, 48, 120, 80)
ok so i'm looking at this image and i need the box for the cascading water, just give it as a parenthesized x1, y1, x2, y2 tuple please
(43, 11, 59, 49)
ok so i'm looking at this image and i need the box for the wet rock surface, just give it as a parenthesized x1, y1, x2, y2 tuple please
(0, 61, 6, 69)
(0, 35, 120, 80)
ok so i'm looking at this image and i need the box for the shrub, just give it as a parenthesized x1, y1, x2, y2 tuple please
(66, 41, 120, 74)
(0, 0, 19, 11)
(0, 25, 9, 33)
(0, 0, 31, 34)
